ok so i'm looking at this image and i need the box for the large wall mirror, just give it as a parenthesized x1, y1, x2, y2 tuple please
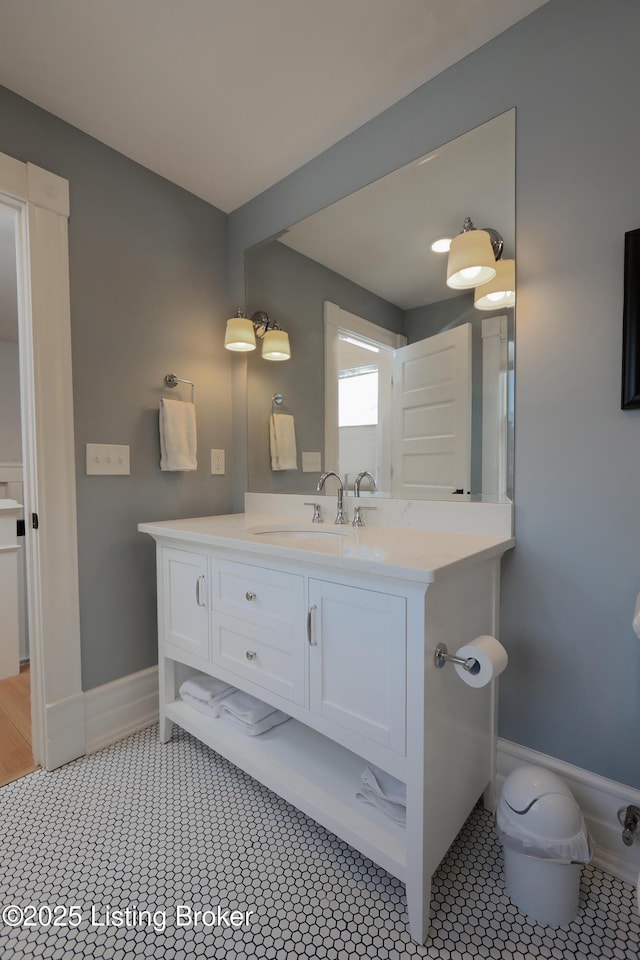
(244, 109, 515, 502)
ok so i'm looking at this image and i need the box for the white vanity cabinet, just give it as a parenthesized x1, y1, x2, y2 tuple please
(140, 512, 513, 945)
(307, 578, 406, 755)
(161, 546, 209, 659)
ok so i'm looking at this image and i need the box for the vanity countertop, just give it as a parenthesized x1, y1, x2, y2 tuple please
(138, 513, 514, 584)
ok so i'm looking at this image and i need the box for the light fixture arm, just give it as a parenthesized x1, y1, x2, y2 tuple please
(250, 310, 281, 339)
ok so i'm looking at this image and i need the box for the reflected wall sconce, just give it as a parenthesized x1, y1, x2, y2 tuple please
(224, 309, 291, 361)
(446, 217, 504, 290)
(474, 258, 516, 310)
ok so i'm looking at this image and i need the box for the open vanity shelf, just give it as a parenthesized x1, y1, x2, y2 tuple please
(140, 507, 513, 944)
(164, 696, 407, 879)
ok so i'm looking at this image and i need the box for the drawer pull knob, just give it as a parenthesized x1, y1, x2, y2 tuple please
(245, 649, 257, 660)
(245, 591, 256, 601)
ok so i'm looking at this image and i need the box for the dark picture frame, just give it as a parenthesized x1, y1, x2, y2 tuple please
(621, 227, 640, 408)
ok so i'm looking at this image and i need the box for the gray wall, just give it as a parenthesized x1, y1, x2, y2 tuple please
(229, 0, 640, 787)
(0, 86, 232, 690)
(245, 240, 402, 494)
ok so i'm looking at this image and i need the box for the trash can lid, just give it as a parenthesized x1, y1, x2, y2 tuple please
(499, 792, 584, 840)
(501, 764, 575, 813)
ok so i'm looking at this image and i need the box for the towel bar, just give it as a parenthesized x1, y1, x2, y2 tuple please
(165, 374, 195, 403)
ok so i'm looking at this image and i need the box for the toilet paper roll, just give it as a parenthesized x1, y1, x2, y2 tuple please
(454, 635, 508, 688)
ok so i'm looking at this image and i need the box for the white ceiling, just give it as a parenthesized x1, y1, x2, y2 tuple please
(0, 0, 548, 213)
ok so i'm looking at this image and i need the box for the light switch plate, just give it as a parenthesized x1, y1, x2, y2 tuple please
(211, 449, 225, 475)
(302, 451, 322, 473)
(86, 443, 130, 476)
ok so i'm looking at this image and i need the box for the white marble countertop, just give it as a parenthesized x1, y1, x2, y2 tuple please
(138, 513, 514, 584)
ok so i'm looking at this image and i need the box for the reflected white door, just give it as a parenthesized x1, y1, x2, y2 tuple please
(392, 324, 471, 500)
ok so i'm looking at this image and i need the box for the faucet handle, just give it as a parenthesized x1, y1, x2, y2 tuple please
(352, 505, 377, 527)
(303, 502, 323, 523)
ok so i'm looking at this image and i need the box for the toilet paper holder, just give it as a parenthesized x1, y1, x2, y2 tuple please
(434, 643, 477, 672)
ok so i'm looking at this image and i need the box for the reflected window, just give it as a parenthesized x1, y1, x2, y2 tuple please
(339, 367, 378, 426)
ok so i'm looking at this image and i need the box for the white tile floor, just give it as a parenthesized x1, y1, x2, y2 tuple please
(0, 725, 637, 959)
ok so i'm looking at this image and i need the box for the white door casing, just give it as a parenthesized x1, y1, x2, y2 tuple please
(324, 302, 404, 491)
(0, 150, 84, 769)
(392, 323, 472, 500)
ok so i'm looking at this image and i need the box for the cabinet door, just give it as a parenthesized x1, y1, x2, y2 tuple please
(161, 547, 209, 659)
(308, 579, 406, 754)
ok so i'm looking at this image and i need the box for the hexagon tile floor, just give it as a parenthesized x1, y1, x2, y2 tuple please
(0, 725, 638, 959)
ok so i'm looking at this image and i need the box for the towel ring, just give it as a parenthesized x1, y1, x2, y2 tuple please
(272, 393, 286, 413)
(165, 374, 195, 403)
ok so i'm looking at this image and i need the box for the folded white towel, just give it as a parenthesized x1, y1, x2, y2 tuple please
(361, 765, 406, 805)
(355, 786, 406, 825)
(269, 413, 297, 471)
(160, 397, 197, 471)
(217, 689, 280, 724)
(219, 707, 290, 737)
(179, 675, 236, 718)
(181, 692, 224, 719)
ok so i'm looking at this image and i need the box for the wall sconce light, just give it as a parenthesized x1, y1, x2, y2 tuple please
(446, 217, 503, 290)
(224, 309, 291, 360)
(474, 258, 516, 310)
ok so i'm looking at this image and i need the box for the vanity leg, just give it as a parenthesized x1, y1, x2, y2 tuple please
(483, 675, 500, 812)
(406, 876, 431, 945)
(159, 655, 175, 743)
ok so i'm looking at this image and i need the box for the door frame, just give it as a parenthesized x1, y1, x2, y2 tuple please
(323, 301, 405, 489)
(0, 150, 84, 770)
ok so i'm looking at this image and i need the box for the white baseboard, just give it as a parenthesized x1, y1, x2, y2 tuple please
(43, 692, 86, 770)
(497, 738, 640, 887)
(84, 666, 159, 755)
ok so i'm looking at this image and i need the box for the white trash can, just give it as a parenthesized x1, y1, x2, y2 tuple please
(496, 765, 592, 926)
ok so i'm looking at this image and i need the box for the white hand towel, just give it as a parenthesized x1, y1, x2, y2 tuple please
(355, 787, 406, 825)
(179, 675, 235, 709)
(160, 397, 197, 471)
(217, 689, 280, 724)
(361, 765, 406, 805)
(270, 413, 297, 471)
(219, 707, 290, 737)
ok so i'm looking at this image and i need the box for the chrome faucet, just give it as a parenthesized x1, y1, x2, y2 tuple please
(317, 471, 348, 524)
(354, 470, 377, 497)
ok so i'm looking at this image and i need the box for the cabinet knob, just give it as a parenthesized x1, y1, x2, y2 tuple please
(245, 649, 257, 660)
(245, 591, 256, 601)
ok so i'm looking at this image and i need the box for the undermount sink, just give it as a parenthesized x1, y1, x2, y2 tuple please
(246, 524, 348, 538)
(245, 523, 349, 553)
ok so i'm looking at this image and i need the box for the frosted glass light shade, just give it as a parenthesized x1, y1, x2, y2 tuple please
(225, 315, 256, 351)
(474, 259, 516, 310)
(262, 329, 291, 361)
(447, 229, 497, 290)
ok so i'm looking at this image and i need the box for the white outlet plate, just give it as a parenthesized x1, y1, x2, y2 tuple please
(302, 451, 322, 473)
(86, 443, 130, 476)
(211, 449, 225, 475)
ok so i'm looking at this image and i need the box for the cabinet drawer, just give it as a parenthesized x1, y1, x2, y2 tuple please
(211, 559, 304, 636)
(212, 614, 305, 705)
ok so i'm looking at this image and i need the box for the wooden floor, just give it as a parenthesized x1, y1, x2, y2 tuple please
(0, 664, 38, 787)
